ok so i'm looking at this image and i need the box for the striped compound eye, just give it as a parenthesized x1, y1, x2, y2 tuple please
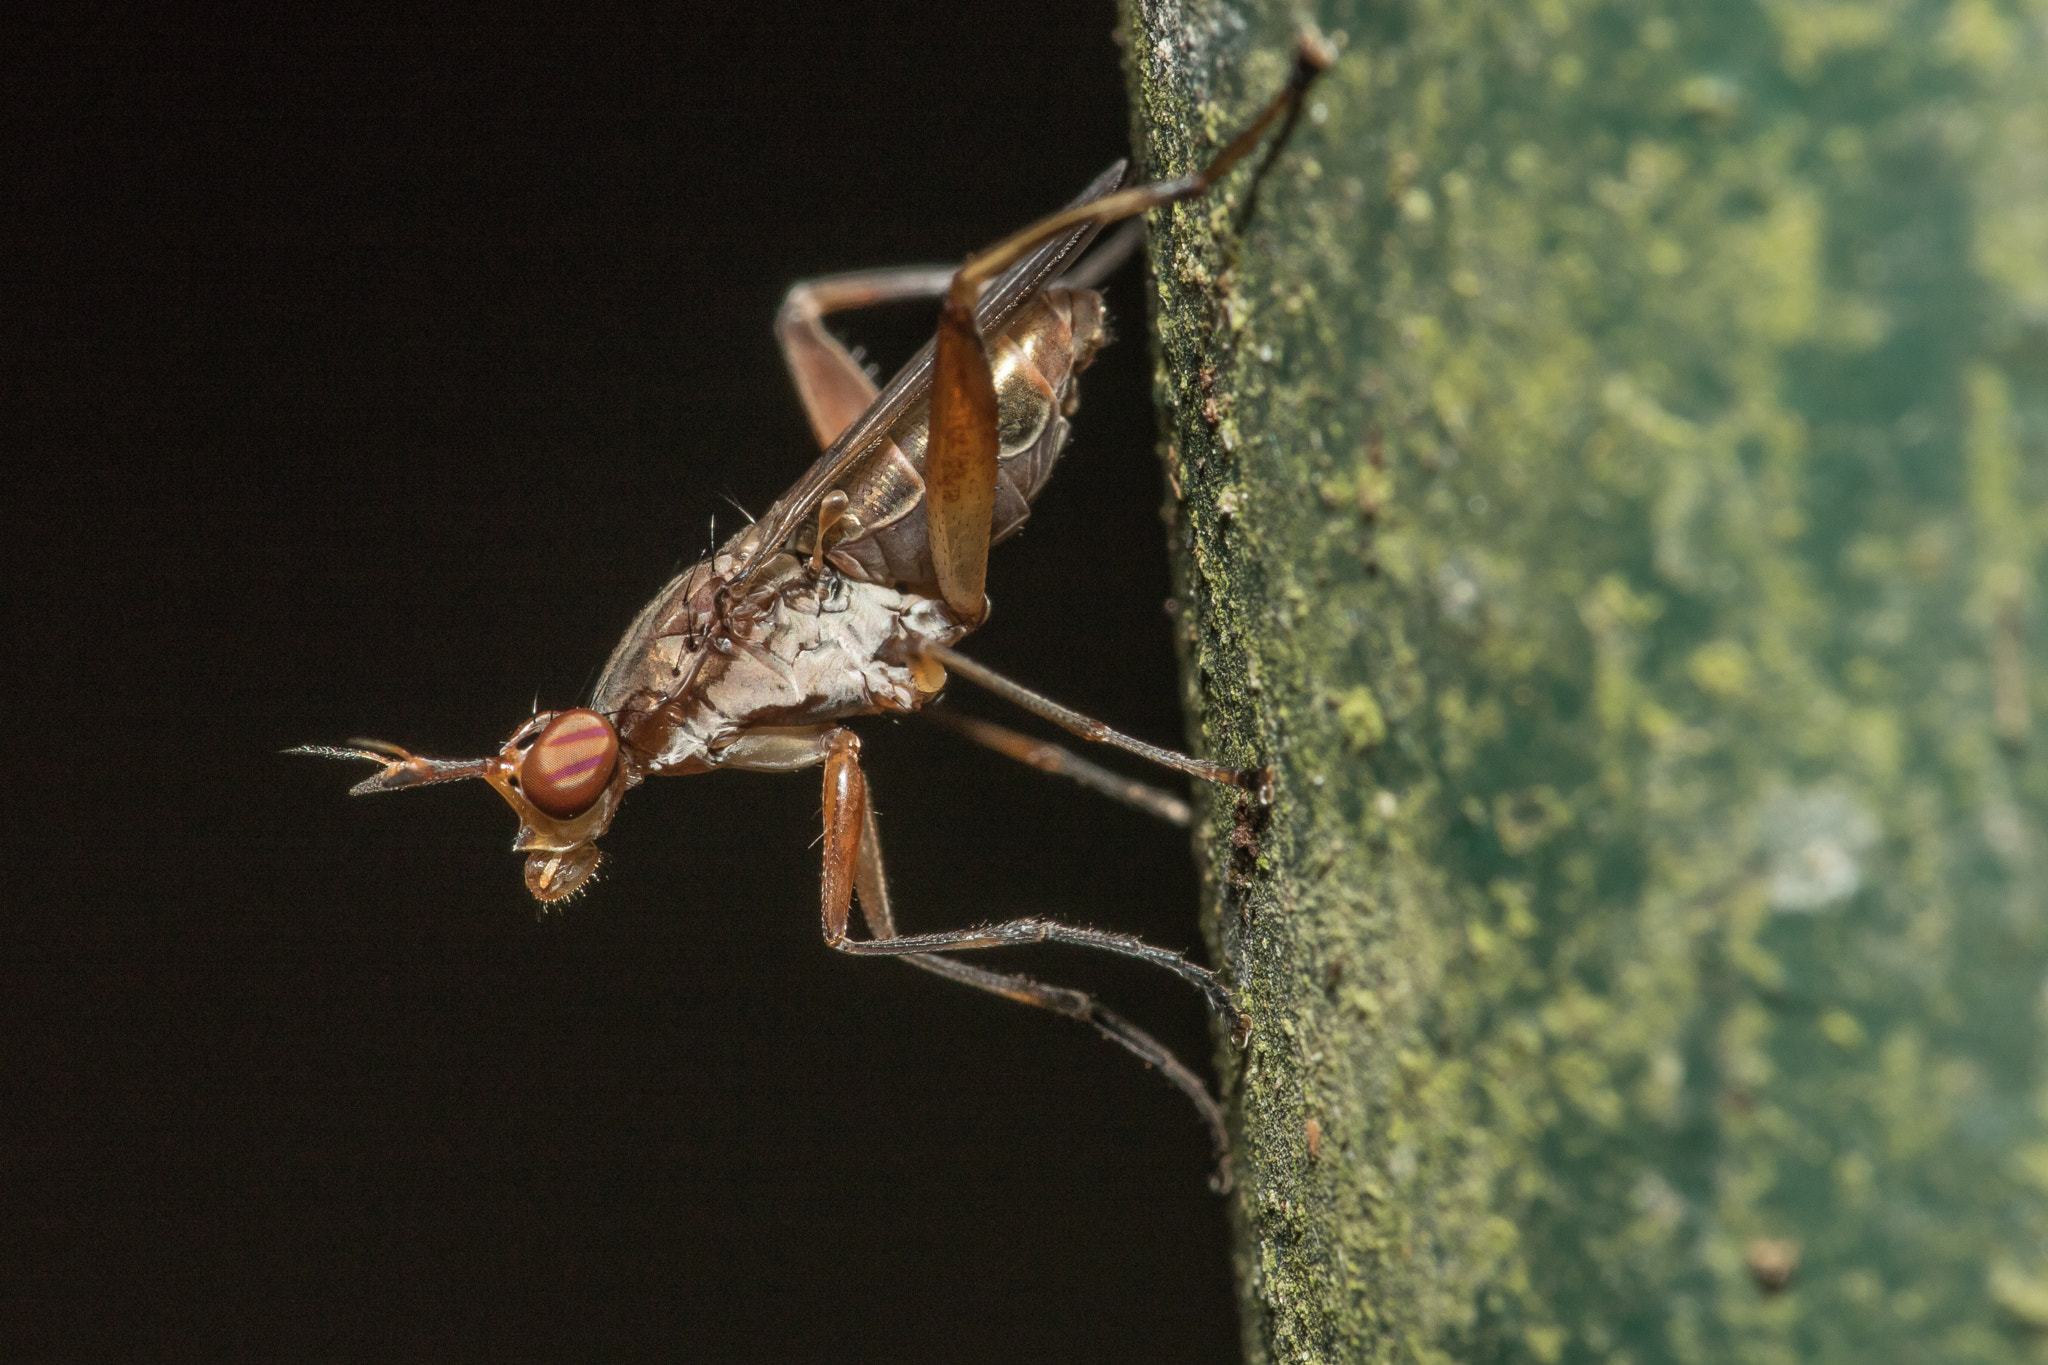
(517, 709, 619, 819)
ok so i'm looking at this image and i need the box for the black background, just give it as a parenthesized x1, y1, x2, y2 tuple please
(5, 4, 1238, 1359)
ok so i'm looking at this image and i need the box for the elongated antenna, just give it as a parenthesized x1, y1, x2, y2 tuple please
(287, 741, 495, 796)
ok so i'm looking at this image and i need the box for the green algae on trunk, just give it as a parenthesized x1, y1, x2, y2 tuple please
(1121, 0, 2048, 1360)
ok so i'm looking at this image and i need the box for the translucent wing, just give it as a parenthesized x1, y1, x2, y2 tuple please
(732, 160, 1129, 590)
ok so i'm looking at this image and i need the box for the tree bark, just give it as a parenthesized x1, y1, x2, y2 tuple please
(1121, 1, 2048, 1361)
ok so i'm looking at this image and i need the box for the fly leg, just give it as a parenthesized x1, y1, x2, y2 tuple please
(923, 709, 1193, 827)
(777, 266, 957, 447)
(923, 30, 1334, 623)
(847, 797, 1232, 1189)
(819, 730, 1247, 1041)
(916, 641, 1268, 800)
(1057, 218, 1146, 291)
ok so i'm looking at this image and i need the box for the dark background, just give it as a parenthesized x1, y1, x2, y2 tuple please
(4, 5, 1238, 1360)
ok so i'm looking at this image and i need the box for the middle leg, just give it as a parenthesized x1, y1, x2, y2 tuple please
(917, 641, 1269, 799)
(922, 708, 1194, 827)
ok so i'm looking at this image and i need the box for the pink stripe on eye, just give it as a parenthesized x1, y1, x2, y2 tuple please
(548, 724, 611, 747)
(545, 753, 608, 781)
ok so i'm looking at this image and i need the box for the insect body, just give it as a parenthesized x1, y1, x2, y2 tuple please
(300, 35, 1332, 1183)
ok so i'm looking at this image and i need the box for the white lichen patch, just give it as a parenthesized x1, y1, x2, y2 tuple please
(1761, 786, 1880, 912)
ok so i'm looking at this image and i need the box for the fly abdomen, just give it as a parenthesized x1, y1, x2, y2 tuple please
(992, 286, 1105, 507)
(820, 286, 1108, 593)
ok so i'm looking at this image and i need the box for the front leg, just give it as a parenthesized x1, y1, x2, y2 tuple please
(849, 797, 1234, 1190)
(821, 733, 1237, 1185)
(817, 729, 1247, 1039)
(819, 728, 868, 946)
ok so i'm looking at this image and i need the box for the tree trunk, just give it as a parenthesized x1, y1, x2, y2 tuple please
(1121, 1, 2048, 1361)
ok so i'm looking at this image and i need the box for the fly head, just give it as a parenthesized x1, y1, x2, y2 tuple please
(292, 706, 630, 905)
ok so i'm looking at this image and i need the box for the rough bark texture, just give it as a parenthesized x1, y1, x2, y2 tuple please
(1121, 1, 2048, 1361)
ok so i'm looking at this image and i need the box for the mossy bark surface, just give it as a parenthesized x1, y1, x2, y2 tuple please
(1120, 1, 2048, 1360)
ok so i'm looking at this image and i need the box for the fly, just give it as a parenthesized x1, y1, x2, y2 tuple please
(298, 33, 1333, 1188)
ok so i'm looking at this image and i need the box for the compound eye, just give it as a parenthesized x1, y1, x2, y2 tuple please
(518, 709, 619, 819)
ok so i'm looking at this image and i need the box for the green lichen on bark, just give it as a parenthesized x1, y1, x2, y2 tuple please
(1120, 1, 2048, 1361)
